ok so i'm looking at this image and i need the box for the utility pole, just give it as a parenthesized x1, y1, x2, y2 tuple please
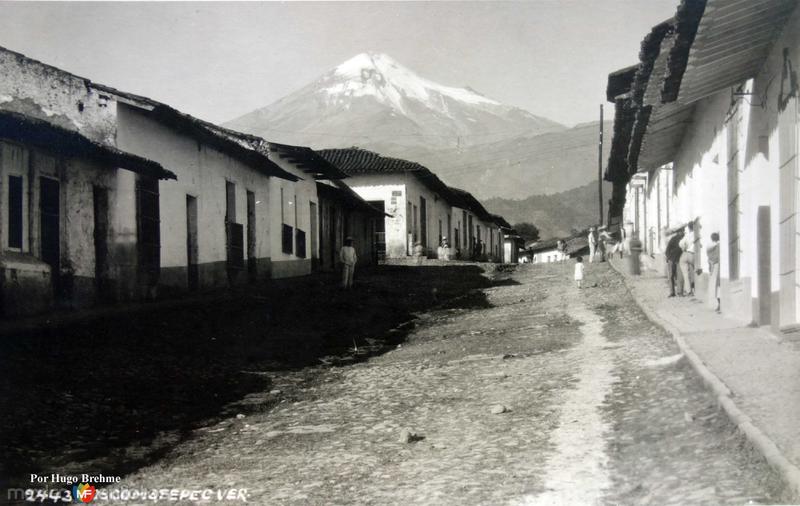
(598, 104, 604, 227)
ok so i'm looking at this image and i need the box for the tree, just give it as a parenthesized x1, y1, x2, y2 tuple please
(513, 222, 540, 242)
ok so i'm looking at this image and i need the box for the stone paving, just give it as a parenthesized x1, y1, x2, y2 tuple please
(108, 262, 787, 505)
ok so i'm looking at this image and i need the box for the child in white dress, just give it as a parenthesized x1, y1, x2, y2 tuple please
(574, 256, 585, 288)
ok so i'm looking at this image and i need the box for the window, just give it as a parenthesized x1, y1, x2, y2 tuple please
(226, 181, 236, 223)
(8, 175, 23, 249)
(282, 223, 294, 254)
(413, 205, 418, 240)
(295, 229, 307, 258)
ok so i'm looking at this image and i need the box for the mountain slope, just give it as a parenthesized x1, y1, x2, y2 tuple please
(225, 53, 565, 151)
(483, 180, 613, 240)
(384, 120, 614, 200)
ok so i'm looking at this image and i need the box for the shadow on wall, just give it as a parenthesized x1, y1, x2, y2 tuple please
(0, 263, 515, 490)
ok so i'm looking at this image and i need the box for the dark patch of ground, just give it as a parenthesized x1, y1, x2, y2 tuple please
(0, 263, 513, 490)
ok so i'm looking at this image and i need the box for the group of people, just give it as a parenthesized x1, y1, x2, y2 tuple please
(664, 222, 720, 312)
(573, 225, 621, 288)
(587, 225, 626, 263)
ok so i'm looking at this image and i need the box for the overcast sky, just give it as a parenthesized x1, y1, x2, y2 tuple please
(0, 1, 677, 127)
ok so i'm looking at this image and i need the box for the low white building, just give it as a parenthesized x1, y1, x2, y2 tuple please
(607, 1, 800, 329)
(319, 148, 456, 259)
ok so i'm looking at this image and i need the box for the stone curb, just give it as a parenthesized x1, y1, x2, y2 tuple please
(608, 260, 800, 502)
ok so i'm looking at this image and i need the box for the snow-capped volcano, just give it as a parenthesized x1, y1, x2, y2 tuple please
(325, 52, 501, 114)
(224, 52, 564, 151)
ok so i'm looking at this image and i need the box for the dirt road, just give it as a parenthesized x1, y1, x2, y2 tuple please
(104, 262, 787, 505)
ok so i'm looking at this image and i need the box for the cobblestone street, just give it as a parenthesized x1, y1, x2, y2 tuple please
(112, 263, 787, 505)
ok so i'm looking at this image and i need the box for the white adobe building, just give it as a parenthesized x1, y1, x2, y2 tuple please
(607, 1, 800, 330)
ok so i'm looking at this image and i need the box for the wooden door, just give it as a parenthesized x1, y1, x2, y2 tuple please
(186, 195, 198, 290)
(40, 177, 60, 281)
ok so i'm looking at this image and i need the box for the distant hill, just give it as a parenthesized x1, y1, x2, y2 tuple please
(395, 120, 613, 200)
(483, 180, 613, 240)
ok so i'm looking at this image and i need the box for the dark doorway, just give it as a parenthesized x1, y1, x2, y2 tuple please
(757, 206, 772, 326)
(309, 202, 318, 266)
(419, 196, 427, 249)
(93, 186, 109, 298)
(136, 178, 161, 294)
(368, 200, 386, 261)
(329, 207, 337, 268)
(186, 195, 198, 291)
(8, 175, 23, 249)
(247, 191, 257, 281)
(40, 177, 60, 284)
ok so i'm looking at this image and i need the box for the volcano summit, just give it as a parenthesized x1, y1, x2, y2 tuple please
(224, 52, 564, 150)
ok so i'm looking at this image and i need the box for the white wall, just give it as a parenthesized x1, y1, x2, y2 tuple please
(347, 173, 451, 258)
(115, 104, 274, 288)
(634, 5, 800, 328)
(532, 248, 567, 263)
(345, 174, 408, 258)
(267, 153, 318, 278)
(0, 47, 117, 145)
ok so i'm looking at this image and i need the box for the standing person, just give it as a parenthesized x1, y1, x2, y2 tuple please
(598, 226, 611, 262)
(679, 222, 696, 296)
(665, 228, 684, 297)
(707, 232, 721, 312)
(557, 240, 565, 262)
(620, 225, 628, 258)
(340, 237, 357, 289)
(574, 256, 585, 289)
(588, 227, 597, 263)
(413, 241, 425, 264)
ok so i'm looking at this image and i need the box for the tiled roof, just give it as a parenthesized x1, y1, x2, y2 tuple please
(607, 0, 799, 186)
(667, 0, 798, 105)
(605, 97, 637, 183)
(661, 0, 707, 102)
(92, 84, 300, 182)
(269, 142, 347, 180)
(319, 147, 455, 204)
(0, 110, 175, 180)
(490, 214, 513, 230)
(318, 147, 428, 175)
(447, 186, 494, 222)
(0, 46, 299, 182)
(318, 147, 512, 227)
(606, 65, 638, 102)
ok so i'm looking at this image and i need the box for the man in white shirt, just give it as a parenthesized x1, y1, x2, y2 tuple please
(678, 222, 696, 296)
(588, 227, 597, 263)
(340, 237, 358, 289)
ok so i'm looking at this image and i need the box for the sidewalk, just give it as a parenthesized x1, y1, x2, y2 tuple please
(609, 257, 800, 500)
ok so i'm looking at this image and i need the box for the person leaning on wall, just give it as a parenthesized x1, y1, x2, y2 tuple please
(707, 232, 721, 312)
(678, 221, 696, 297)
(665, 227, 685, 297)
